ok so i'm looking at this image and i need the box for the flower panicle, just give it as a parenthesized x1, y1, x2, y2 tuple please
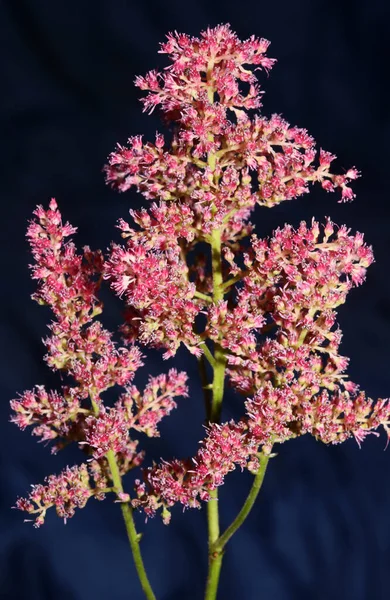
(105, 24, 358, 211)
(119, 369, 189, 437)
(13, 25, 387, 539)
(24, 199, 145, 398)
(135, 24, 276, 115)
(10, 385, 84, 443)
(132, 384, 390, 523)
(13, 201, 190, 526)
(82, 370, 189, 458)
(27, 198, 103, 321)
(14, 463, 111, 528)
(104, 239, 204, 358)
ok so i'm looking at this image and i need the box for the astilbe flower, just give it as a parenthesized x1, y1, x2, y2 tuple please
(133, 385, 300, 523)
(12, 24, 390, 600)
(131, 213, 390, 519)
(133, 420, 254, 524)
(105, 26, 358, 227)
(103, 24, 361, 369)
(10, 385, 82, 443)
(222, 218, 374, 393)
(133, 379, 390, 520)
(105, 240, 203, 358)
(15, 465, 103, 527)
(118, 369, 189, 437)
(104, 25, 390, 523)
(83, 369, 189, 459)
(12, 200, 188, 527)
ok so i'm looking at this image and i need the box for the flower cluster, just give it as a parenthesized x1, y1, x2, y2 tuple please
(82, 369, 189, 458)
(133, 382, 390, 521)
(105, 25, 390, 523)
(133, 420, 254, 524)
(103, 26, 361, 374)
(27, 201, 102, 323)
(136, 25, 275, 115)
(26, 199, 144, 400)
(105, 25, 358, 234)
(12, 202, 188, 526)
(84, 408, 130, 459)
(10, 385, 82, 443)
(222, 218, 374, 394)
(130, 217, 390, 521)
(105, 239, 203, 358)
(14, 464, 109, 527)
(120, 201, 196, 249)
(12, 24, 389, 537)
(119, 369, 189, 437)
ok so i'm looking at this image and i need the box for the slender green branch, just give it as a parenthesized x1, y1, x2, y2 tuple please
(207, 488, 220, 544)
(221, 208, 239, 224)
(106, 451, 156, 600)
(198, 353, 213, 420)
(194, 290, 213, 303)
(221, 273, 246, 291)
(209, 228, 227, 421)
(212, 450, 272, 554)
(210, 229, 223, 299)
(199, 341, 216, 368)
(90, 399, 156, 600)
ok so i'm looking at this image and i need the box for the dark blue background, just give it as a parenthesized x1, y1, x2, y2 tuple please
(1, 1, 389, 599)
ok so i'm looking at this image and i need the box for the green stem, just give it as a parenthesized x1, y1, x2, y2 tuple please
(221, 273, 246, 291)
(199, 342, 216, 368)
(205, 488, 223, 600)
(204, 64, 228, 600)
(205, 496, 223, 600)
(207, 488, 220, 545)
(201, 107, 273, 596)
(106, 451, 156, 600)
(90, 400, 156, 600)
(211, 228, 223, 299)
(204, 226, 227, 600)
(194, 290, 213, 303)
(212, 450, 271, 553)
(198, 353, 212, 420)
(209, 343, 226, 423)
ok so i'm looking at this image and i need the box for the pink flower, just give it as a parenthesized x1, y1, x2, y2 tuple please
(13, 25, 388, 538)
(135, 25, 276, 115)
(119, 369, 188, 437)
(14, 464, 106, 527)
(132, 420, 255, 520)
(133, 382, 390, 522)
(10, 386, 82, 443)
(105, 240, 203, 358)
(12, 201, 189, 525)
(84, 409, 130, 459)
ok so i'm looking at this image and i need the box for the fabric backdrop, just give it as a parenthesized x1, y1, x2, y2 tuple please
(1, 1, 389, 599)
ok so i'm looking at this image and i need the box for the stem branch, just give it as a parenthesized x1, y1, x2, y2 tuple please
(194, 290, 213, 303)
(199, 342, 216, 368)
(90, 399, 156, 600)
(213, 450, 271, 553)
